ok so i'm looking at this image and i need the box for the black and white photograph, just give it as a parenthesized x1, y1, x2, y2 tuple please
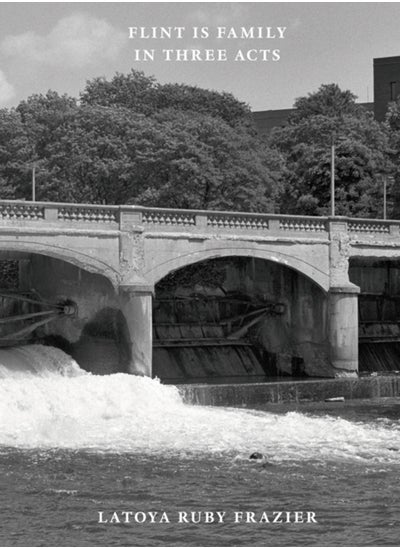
(1, 1, 400, 546)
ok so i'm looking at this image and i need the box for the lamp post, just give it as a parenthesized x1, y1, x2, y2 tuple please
(32, 165, 36, 202)
(331, 137, 335, 216)
(383, 177, 387, 220)
(384, 175, 395, 220)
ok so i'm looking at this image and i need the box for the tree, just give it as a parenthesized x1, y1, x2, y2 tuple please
(80, 71, 158, 116)
(0, 72, 282, 210)
(35, 105, 281, 210)
(27, 104, 145, 203)
(0, 92, 81, 201)
(290, 84, 363, 121)
(129, 108, 282, 211)
(0, 109, 31, 199)
(80, 69, 255, 130)
(270, 84, 393, 217)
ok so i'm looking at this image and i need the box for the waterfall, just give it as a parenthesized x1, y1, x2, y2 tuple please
(0, 344, 398, 463)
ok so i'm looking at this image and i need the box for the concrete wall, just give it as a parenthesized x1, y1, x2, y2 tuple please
(223, 258, 330, 377)
(24, 254, 127, 374)
(350, 258, 400, 295)
(155, 257, 331, 379)
(180, 376, 400, 407)
(350, 258, 400, 326)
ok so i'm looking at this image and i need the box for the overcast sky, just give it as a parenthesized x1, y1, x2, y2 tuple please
(1, 2, 400, 111)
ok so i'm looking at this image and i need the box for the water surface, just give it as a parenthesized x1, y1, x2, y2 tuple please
(0, 346, 399, 546)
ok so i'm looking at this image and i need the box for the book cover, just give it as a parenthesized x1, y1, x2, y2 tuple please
(0, 2, 399, 547)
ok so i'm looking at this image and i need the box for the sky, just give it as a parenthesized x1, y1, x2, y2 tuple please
(1, 2, 400, 111)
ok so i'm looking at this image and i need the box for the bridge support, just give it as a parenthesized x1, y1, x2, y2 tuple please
(119, 285, 153, 377)
(328, 285, 360, 376)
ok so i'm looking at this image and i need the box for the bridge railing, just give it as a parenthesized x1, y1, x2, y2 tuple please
(0, 200, 399, 240)
(0, 200, 119, 225)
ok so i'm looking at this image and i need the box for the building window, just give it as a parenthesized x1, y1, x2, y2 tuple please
(390, 81, 398, 101)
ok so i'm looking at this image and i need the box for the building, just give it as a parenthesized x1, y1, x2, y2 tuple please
(253, 55, 400, 135)
(374, 56, 400, 121)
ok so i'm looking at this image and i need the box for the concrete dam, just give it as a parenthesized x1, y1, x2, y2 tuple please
(0, 199, 399, 384)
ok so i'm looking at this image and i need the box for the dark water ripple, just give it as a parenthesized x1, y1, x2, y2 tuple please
(1, 407, 400, 547)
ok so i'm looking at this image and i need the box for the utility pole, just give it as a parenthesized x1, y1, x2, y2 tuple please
(385, 175, 395, 220)
(331, 138, 335, 216)
(383, 178, 387, 220)
(32, 165, 36, 202)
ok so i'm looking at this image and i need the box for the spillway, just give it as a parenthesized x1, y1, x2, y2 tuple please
(0, 344, 399, 464)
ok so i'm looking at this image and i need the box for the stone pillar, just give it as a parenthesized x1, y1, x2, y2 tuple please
(328, 217, 360, 376)
(119, 285, 153, 377)
(328, 285, 359, 376)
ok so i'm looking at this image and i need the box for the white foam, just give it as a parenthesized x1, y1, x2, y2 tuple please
(0, 345, 399, 463)
(0, 344, 84, 378)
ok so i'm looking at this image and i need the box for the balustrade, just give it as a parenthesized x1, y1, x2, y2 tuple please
(279, 217, 327, 232)
(0, 203, 44, 221)
(348, 221, 390, 234)
(207, 213, 269, 230)
(142, 210, 195, 227)
(58, 206, 118, 223)
(0, 200, 399, 241)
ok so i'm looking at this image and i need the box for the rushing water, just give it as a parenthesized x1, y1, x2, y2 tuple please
(1, 346, 400, 546)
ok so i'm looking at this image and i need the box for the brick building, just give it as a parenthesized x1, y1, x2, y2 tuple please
(253, 55, 400, 135)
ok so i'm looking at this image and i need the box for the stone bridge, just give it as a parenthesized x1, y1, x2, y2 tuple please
(1, 199, 400, 378)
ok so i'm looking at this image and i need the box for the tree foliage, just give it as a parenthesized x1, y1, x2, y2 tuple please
(269, 84, 393, 217)
(80, 69, 254, 130)
(0, 109, 32, 199)
(0, 71, 281, 210)
(1, 76, 398, 219)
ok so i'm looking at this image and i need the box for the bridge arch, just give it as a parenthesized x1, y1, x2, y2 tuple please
(0, 238, 120, 285)
(0, 237, 131, 376)
(151, 246, 332, 383)
(146, 244, 330, 292)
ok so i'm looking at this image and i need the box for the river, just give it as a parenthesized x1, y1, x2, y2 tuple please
(0, 346, 399, 546)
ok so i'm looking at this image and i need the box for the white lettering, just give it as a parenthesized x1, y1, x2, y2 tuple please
(307, 511, 318, 523)
(278, 26, 287, 38)
(160, 512, 170, 523)
(234, 511, 244, 523)
(216, 511, 226, 523)
(204, 511, 214, 523)
(273, 49, 280, 61)
(178, 511, 189, 523)
(121, 511, 133, 523)
(128, 26, 185, 39)
(133, 49, 155, 62)
(246, 511, 257, 523)
(110, 512, 120, 524)
(193, 26, 209, 39)
(272, 511, 283, 523)
(162, 49, 227, 62)
(135, 512, 146, 523)
(98, 511, 108, 523)
(294, 511, 304, 523)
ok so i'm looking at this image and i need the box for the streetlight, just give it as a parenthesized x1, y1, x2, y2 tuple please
(384, 175, 395, 220)
(32, 165, 36, 202)
(330, 134, 347, 216)
(331, 137, 335, 216)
